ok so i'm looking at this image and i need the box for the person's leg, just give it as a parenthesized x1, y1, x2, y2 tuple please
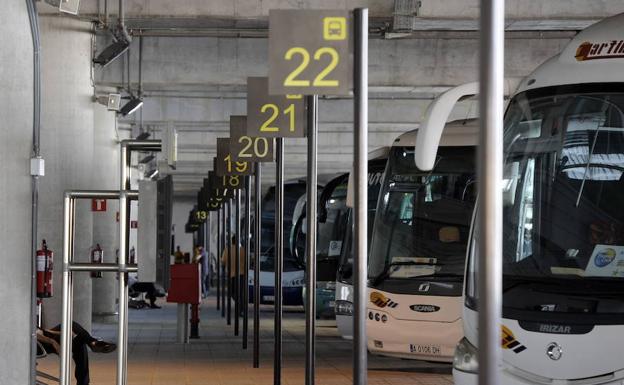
(230, 277, 236, 300)
(239, 275, 245, 309)
(72, 336, 90, 385)
(71, 321, 97, 345)
(145, 283, 159, 308)
(202, 268, 209, 295)
(51, 321, 97, 345)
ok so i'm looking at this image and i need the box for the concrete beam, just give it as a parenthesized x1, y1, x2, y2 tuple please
(39, 0, 624, 20)
(97, 34, 570, 90)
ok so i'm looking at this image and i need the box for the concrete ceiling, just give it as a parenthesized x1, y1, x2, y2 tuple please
(39, 0, 624, 197)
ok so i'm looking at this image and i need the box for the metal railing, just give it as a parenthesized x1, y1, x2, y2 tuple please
(59, 140, 161, 385)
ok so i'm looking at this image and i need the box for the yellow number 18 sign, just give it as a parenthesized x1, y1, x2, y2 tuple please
(268, 10, 353, 96)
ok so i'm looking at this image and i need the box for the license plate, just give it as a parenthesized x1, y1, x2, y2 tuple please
(409, 344, 441, 355)
(263, 295, 275, 302)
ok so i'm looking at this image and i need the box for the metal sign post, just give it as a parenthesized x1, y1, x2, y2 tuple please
(353, 9, 368, 385)
(229, 115, 274, 350)
(205, 210, 211, 304)
(235, 188, 241, 336)
(209, 170, 230, 319)
(221, 204, 226, 318)
(478, 1, 504, 384)
(268, 9, 353, 385)
(305, 95, 318, 385)
(226, 198, 232, 326)
(274, 137, 284, 385)
(253, 163, 262, 367)
(216, 140, 252, 331)
(245, 76, 305, 378)
(243, 175, 252, 349)
(217, 206, 221, 311)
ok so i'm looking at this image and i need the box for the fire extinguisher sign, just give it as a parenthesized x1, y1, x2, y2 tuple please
(92, 199, 107, 212)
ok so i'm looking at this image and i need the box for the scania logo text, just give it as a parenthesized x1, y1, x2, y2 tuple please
(409, 304, 440, 313)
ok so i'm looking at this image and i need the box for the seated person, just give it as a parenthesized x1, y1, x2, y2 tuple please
(37, 321, 116, 385)
(128, 272, 165, 309)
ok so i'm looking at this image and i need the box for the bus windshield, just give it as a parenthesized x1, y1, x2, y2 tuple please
(259, 182, 307, 272)
(368, 146, 476, 294)
(497, 84, 624, 321)
(317, 178, 349, 282)
(337, 158, 386, 284)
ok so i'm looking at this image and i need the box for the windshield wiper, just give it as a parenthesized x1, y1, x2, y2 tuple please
(503, 275, 572, 293)
(575, 107, 604, 207)
(371, 261, 447, 286)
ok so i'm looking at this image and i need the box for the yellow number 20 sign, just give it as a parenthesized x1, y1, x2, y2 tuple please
(229, 115, 275, 162)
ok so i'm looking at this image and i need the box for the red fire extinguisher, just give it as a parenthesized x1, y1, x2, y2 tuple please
(129, 246, 136, 265)
(36, 240, 53, 298)
(91, 244, 103, 278)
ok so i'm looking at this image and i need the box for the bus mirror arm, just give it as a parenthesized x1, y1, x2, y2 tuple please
(415, 78, 521, 171)
(415, 82, 479, 171)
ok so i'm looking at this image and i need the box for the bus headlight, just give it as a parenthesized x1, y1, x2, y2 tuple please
(284, 278, 304, 287)
(453, 338, 478, 374)
(335, 300, 353, 316)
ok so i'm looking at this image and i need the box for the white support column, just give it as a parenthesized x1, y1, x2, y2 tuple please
(0, 2, 35, 383)
(39, 16, 95, 330)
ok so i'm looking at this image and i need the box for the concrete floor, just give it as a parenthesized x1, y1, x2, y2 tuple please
(37, 294, 453, 385)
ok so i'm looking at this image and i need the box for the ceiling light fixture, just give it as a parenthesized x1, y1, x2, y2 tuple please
(119, 97, 143, 116)
(136, 131, 151, 140)
(145, 169, 159, 179)
(93, 40, 130, 67)
(93, 0, 131, 67)
(139, 154, 155, 164)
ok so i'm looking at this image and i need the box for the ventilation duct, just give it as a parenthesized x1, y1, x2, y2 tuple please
(393, 0, 421, 32)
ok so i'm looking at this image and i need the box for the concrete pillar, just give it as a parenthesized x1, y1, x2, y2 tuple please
(39, 16, 95, 330)
(0, 1, 34, 383)
(91, 105, 120, 322)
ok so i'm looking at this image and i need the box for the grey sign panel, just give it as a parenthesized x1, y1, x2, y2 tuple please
(268, 9, 353, 96)
(138, 180, 158, 283)
(247, 77, 306, 138)
(229, 115, 276, 162)
(209, 169, 237, 196)
(202, 178, 222, 211)
(215, 138, 254, 177)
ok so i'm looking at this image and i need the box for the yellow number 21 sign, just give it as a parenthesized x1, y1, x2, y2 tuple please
(247, 76, 306, 138)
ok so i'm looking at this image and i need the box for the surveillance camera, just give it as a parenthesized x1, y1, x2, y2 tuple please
(44, 0, 80, 15)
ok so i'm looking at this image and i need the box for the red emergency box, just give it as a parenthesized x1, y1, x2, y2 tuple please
(167, 264, 201, 305)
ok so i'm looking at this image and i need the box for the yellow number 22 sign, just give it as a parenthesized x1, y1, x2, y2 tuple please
(268, 10, 353, 96)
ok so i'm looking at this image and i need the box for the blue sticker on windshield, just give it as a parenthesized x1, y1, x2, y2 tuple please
(584, 245, 624, 277)
(594, 248, 616, 267)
